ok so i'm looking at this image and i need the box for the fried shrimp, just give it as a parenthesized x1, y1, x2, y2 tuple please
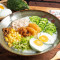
(26, 27, 37, 36)
(28, 23, 41, 33)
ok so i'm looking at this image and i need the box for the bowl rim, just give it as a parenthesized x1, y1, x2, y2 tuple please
(0, 10, 60, 56)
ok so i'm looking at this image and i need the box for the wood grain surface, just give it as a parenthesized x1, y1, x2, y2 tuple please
(0, 1, 60, 60)
(29, 6, 60, 12)
(29, 1, 60, 8)
(44, 0, 60, 2)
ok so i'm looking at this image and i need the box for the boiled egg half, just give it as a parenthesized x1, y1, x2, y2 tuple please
(38, 32, 56, 44)
(0, 4, 12, 17)
(29, 38, 51, 51)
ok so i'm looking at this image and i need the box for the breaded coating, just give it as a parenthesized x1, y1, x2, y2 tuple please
(18, 27, 31, 37)
(26, 27, 37, 36)
(28, 23, 41, 33)
(2, 27, 12, 37)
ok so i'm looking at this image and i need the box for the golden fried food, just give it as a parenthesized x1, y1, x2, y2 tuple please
(18, 27, 31, 37)
(26, 27, 37, 36)
(28, 23, 41, 33)
(2, 27, 12, 37)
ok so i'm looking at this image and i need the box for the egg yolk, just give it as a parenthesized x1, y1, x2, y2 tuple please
(0, 5, 4, 9)
(34, 39, 43, 46)
(39, 35, 48, 42)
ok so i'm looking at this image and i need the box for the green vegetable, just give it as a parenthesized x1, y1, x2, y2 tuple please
(7, 0, 29, 11)
(46, 23, 55, 27)
(38, 23, 45, 31)
(29, 16, 41, 24)
(44, 23, 56, 35)
(13, 36, 33, 50)
(38, 18, 48, 31)
(40, 18, 48, 24)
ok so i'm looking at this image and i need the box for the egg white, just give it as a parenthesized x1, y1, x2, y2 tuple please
(29, 38, 52, 51)
(0, 4, 12, 17)
(0, 8, 2, 12)
(0, 9, 12, 17)
(38, 32, 57, 44)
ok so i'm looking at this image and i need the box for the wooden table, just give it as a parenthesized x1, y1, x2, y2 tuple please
(0, 2, 60, 60)
(30, 6, 60, 12)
